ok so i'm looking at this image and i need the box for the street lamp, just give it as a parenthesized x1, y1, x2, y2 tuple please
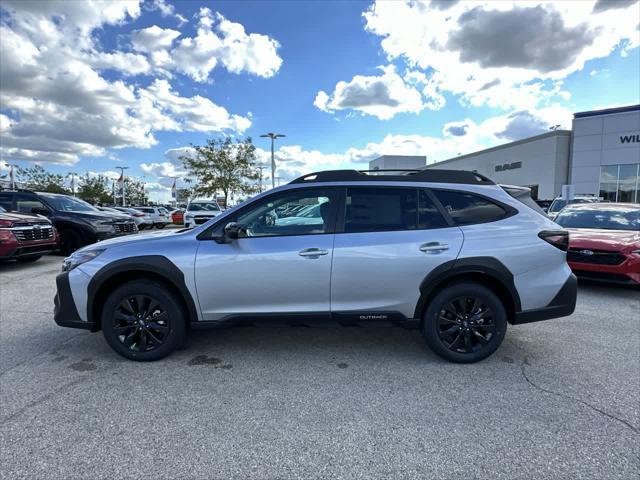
(260, 133, 285, 189)
(116, 166, 129, 207)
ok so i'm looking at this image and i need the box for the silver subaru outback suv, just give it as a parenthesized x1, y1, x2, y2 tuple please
(54, 169, 577, 363)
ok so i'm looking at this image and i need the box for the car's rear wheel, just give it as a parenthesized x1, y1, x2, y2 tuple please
(101, 280, 186, 361)
(155, 223, 166, 229)
(422, 282, 507, 363)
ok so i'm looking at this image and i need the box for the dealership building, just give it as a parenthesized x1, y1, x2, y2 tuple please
(371, 104, 640, 202)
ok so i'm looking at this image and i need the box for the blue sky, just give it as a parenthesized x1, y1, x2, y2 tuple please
(1, 0, 639, 201)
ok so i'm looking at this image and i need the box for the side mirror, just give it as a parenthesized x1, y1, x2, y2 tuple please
(31, 207, 50, 216)
(224, 222, 240, 239)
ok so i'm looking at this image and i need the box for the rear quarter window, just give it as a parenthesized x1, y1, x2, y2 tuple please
(433, 190, 508, 226)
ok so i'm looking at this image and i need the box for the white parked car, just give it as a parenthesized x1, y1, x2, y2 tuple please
(184, 200, 223, 228)
(113, 207, 154, 230)
(133, 207, 171, 229)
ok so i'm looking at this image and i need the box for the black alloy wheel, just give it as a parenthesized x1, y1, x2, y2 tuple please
(102, 280, 186, 361)
(113, 295, 169, 353)
(436, 296, 495, 354)
(422, 282, 507, 363)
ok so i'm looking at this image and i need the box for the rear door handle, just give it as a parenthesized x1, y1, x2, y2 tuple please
(299, 248, 329, 257)
(419, 242, 449, 253)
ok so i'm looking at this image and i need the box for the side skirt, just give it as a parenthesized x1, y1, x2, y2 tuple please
(191, 311, 420, 329)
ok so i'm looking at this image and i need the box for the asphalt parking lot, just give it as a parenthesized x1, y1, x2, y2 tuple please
(1, 255, 638, 480)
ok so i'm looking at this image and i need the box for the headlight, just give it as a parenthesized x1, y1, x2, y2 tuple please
(62, 249, 105, 272)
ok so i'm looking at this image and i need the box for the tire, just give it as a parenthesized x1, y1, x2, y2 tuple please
(60, 229, 82, 255)
(17, 255, 42, 263)
(422, 282, 507, 363)
(101, 280, 186, 361)
(138, 224, 145, 231)
(155, 224, 166, 229)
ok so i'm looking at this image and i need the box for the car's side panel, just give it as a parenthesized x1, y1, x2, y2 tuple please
(194, 234, 335, 321)
(330, 227, 464, 318)
(457, 213, 571, 311)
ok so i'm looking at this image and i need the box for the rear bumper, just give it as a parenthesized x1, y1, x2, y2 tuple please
(54, 272, 96, 331)
(512, 273, 577, 325)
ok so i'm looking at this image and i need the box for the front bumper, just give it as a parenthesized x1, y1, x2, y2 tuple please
(512, 273, 577, 325)
(568, 257, 640, 285)
(54, 272, 96, 331)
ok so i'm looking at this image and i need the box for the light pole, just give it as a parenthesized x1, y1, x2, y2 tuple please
(7, 163, 18, 190)
(116, 166, 129, 207)
(260, 133, 285, 189)
(257, 165, 265, 192)
(68, 172, 76, 196)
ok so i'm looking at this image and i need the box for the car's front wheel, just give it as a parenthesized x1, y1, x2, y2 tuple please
(101, 280, 186, 361)
(422, 282, 507, 363)
(155, 223, 166, 229)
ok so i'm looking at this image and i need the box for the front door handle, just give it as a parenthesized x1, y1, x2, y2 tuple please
(419, 242, 449, 253)
(299, 248, 329, 257)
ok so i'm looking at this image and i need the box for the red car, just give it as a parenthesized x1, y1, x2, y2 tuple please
(171, 209, 184, 224)
(554, 202, 640, 285)
(0, 206, 59, 262)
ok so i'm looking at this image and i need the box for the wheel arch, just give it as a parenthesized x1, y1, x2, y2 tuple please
(414, 257, 521, 324)
(87, 255, 199, 330)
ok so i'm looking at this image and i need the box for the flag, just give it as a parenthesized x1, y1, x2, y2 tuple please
(171, 178, 177, 199)
(116, 173, 124, 195)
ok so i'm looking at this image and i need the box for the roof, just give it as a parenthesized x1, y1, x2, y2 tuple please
(289, 169, 495, 185)
(423, 129, 571, 168)
(574, 104, 640, 119)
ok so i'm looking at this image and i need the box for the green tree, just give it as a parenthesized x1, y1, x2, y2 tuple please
(17, 165, 70, 193)
(77, 174, 112, 205)
(125, 179, 148, 206)
(181, 137, 261, 206)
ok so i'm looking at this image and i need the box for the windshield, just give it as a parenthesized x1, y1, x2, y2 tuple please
(549, 198, 593, 213)
(41, 194, 98, 212)
(555, 207, 640, 231)
(189, 202, 220, 212)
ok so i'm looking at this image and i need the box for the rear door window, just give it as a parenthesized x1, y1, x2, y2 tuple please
(433, 190, 508, 226)
(345, 188, 418, 233)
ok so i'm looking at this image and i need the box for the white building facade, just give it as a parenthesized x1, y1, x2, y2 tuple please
(419, 104, 639, 202)
(570, 105, 640, 203)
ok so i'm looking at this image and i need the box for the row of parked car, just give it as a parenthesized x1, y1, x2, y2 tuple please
(0, 189, 189, 262)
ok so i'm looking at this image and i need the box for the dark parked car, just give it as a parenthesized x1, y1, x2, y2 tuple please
(0, 205, 59, 262)
(0, 190, 138, 255)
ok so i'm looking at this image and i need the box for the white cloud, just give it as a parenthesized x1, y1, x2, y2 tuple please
(314, 65, 427, 120)
(140, 161, 186, 177)
(362, 0, 639, 110)
(131, 25, 181, 53)
(0, 1, 252, 166)
(170, 9, 282, 82)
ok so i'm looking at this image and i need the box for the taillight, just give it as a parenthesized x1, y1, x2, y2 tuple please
(538, 230, 569, 252)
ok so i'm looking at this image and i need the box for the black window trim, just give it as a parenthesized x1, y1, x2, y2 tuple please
(429, 188, 517, 226)
(197, 186, 343, 241)
(337, 185, 453, 235)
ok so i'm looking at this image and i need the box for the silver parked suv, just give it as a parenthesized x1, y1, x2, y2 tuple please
(54, 170, 577, 363)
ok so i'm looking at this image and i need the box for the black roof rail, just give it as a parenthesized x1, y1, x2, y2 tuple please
(289, 169, 495, 185)
(0, 188, 35, 193)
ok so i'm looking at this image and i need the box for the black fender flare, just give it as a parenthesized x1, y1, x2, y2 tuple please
(86, 255, 199, 325)
(413, 256, 522, 319)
